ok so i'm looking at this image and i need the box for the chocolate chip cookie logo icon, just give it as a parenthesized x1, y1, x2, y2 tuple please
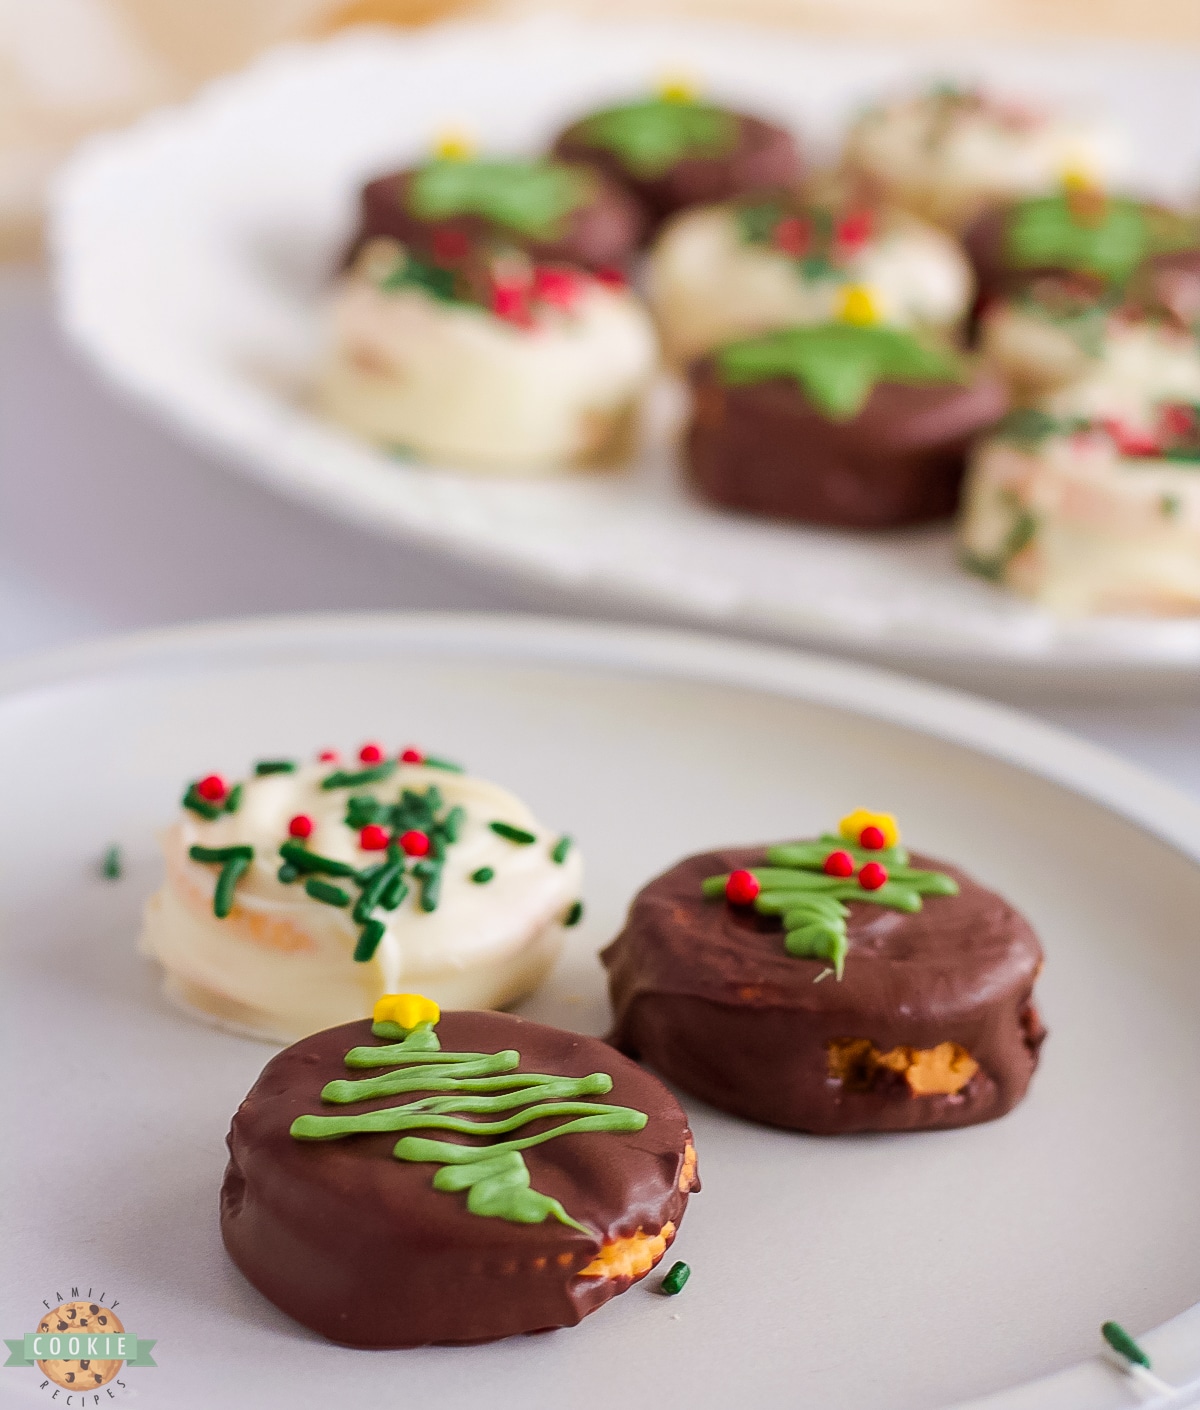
(4, 1288, 156, 1399)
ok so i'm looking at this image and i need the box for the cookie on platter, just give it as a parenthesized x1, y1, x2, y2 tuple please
(685, 316, 1006, 527)
(220, 997, 699, 1345)
(843, 84, 1124, 232)
(602, 811, 1046, 1134)
(552, 81, 802, 237)
(648, 186, 973, 365)
(318, 238, 657, 473)
(344, 145, 645, 274)
(139, 745, 583, 1043)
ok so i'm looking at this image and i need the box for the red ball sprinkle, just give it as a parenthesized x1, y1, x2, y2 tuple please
(288, 814, 314, 839)
(359, 824, 389, 852)
(1102, 417, 1160, 458)
(594, 265, 627, 289)
(532, 266, 583, 310)
(196, 774, 227, 802)
(431, 227, 471, 264)
(1160, 403, 1196, 440)
(772, 215, 811, 257)
(358, 742, 384, 764)
(725, 869, 761, 905)
(492, 283, 532, 326)
(823, 849, 855, 877)
(835, 209, 874, 250)
(859, 825, 887, 851)
(399, 829, 431, 857)
(317, 749, 340, 763)
(400, 747, 424, 764)
(858, 861, 888, 891)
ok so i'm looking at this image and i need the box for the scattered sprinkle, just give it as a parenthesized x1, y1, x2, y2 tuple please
(423, 755, 465, 773)
(224, 782, 243, 814)
(255, 760, 297, 776)
(359, 824, 390, 852)
(563, 900, 584, 927)
(318, 749, 340, 763)
(490, 821, 537, 845)
(279, 841, 360, 879)
(100, 845, 122, 880)
(182, 784, 221, 820)
(1101, 1321, 1150, 1369)
(400, 747, 424, 764)
(190, 843, 253, 864)
(278, 863, 300, 883)
(354, 918, 386, 962)
(400, 829, 431, 857)
(196, 773, 227, 803)
(321, 761, 397, 790)
(551, 835, 573, 864)
(660, 1261, 690, 1296)
(214, 854, 251, 918)
(359, 742, 385, 764)
(288, 814, 314, 839)
(305, 877, 351, 908)
(471, 866, 495, 884)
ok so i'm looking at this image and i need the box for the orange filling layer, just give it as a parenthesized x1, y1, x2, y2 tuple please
(828, 1038, 979, 1096)
(678, 1142, 698, 1193)
(578, 1222, 675, 1281)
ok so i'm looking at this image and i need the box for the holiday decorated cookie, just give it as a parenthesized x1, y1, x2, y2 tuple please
(139, 744, 584, 1043)
(685, 318, 1007, 527)
(551, 82, 803, 237)
(602, 811, 1045, 1134)
(964, 310, 1200, 611)
(647, 187, 974, 365)
(221, 997, 699, 1345)
(318, 237, 657, 472)
(344, 145, 645, 274)
(843, 84, 1123, 231)
(963, 185, 1200, 304)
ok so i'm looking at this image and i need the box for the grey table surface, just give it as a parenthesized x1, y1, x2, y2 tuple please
(2, 265, 1197, 798)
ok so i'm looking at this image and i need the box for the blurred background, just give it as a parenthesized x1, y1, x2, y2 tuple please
(1, 0, 1198, 787)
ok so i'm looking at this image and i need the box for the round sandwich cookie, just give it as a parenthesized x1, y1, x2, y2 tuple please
(647, 184, 973, 365)
(344, 141, 645, 274)
(220, 996, 699, 1346)
(551, 81, 803, 238)
(685, 316, 1007, 527)
(842, 83, 1124, 232)
(602, 810, 1046, 1135)
(139, 744, 584, 1043)
(963, 185, 1200, 305)
(319, 237, 657, 473)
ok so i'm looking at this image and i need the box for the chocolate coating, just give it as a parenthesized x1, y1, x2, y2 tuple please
(345, 162, 645, 271)
(553, 112, 803, 238)
(220, 1011, 697, 1347)
(685, 358, 1008, 528)
(602, 845, 1045, 1134)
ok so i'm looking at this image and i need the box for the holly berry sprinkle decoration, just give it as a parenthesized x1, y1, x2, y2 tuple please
(701, 812, 957, 979)
(289, 814, 314, 839)
(359, 742, 385, 764)
(359, 824, 390, 852)
(399, 830, 431, 857)
(400, 747, 425, 764)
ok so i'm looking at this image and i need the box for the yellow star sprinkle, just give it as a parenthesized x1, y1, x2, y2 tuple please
(838, 284, 881, 327)
(373, 993, 441, 1030)
(838, 809, 900, 849)
(433, 128, 475, 161)
(658, 73, 698, 104)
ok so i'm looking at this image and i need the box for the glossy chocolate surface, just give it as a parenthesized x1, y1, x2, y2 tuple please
(345, 162, 645, 271)
(221, 1011, 696, 1347)
(685, 359, 1008, 528)
(603, 845, 1045, 1134)
(553, 112, 803, 237)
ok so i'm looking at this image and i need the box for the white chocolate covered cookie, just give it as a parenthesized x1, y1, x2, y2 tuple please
(139, 745, 584, 1043)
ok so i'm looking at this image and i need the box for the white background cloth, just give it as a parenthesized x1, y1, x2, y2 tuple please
(3, 265, 1198, 798)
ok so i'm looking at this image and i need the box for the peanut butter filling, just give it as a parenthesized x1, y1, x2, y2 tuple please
(827, 1037, 979, 1096)
(678, 1142, 698, 1193)
(578, 1221, 675, 1282)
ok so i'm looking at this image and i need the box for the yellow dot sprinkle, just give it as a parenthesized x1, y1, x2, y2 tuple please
(838, 284, 880, 327)
(838, 809, 900, 849)
(433, 128, 475, 161)
(658, 73, 698, 104)
(373, 993, 441, 1030)
(1060, 163, 1099, 193)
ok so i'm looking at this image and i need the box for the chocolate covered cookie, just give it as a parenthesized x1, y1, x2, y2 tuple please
(221, 996, 699, 1346)
(686, 322, 1006, 527)
(603, 810, 1045, 1134)
(552, 85, 802, 237)
(345, 150, 645, 273)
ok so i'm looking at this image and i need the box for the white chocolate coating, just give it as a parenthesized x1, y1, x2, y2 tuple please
(139, 761, 583, 1043)
(317, 273, 658, 474)
(646, 204, 972, 364)
(844, 92, 1124, 230)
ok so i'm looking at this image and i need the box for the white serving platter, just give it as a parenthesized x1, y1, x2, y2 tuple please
(49, 19, 1200, 682)
(3, 611, 1200, 1409)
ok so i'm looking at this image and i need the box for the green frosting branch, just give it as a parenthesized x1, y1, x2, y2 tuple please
(407, 158, 591, 238)
(1005, 194, 1195, 284)
(575, 97, 737, 177)
(717, 324, 963, 420)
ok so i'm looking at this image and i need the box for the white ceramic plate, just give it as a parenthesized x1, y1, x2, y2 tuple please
(4, 611, 1200, 1409)
(49, 20, 1200, 680)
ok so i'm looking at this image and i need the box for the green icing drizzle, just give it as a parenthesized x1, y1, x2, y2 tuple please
(407, 157, 592, 239)
(1005, 194, 1195, 285)
(290, 1018, 646, 1233)
(574, 96, 737, 178)
(702, 834, 957, 978)
(716, 324, 963, 420)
